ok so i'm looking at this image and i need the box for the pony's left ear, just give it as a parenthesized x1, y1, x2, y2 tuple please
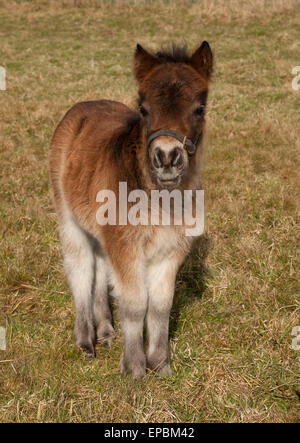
(134, 44, 159, 83)
(190, 41, 213, 79)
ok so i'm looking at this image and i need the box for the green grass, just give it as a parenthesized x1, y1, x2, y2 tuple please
(0, 0, 299, 422)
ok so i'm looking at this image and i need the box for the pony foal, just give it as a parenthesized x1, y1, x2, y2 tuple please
(49, 42, 213, 377)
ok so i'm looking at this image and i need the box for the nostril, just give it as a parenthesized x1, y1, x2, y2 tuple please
(171, 147, 183, 167)
(153, 148, 163, 169)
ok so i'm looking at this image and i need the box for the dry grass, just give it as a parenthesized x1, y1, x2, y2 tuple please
(0, 0, 299, 423)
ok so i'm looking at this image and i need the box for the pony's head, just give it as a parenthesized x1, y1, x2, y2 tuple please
(135, 42, 213, 188)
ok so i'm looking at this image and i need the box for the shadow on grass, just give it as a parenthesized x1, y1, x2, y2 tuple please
(169, 234, 211, 339)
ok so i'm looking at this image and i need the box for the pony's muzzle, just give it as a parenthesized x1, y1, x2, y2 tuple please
(153, 146, 183, 169)
(148, 134, 188, 185)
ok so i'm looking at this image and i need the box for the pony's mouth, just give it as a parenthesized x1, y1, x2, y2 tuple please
(157, 175, 181, 188)
(159, 177, 178, 183)
(149, 164, 184, 189)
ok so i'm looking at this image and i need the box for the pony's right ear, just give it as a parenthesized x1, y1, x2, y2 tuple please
(134, 44, 159, 83)
(190, 41, 213, 80)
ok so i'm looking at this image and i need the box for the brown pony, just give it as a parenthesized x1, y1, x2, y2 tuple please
(49, 42, 213, 378)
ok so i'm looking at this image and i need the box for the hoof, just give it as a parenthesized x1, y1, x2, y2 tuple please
(78, 342, 96, 359)
(119, 353, 146, 379)
(147, 355, 172, 376)
(97, 324, 115, 347)
(74, 320, 96, 358)
(156, 363, 172, 376)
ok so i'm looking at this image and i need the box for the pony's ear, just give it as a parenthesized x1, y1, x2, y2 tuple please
(190, 41, 213, 79)
(134, 44, 159, 83)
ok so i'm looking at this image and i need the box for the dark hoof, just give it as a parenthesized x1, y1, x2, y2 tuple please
(147, 356, 172, 376)
(74, 320, 96, 358)
(97, 324, 115, 347)
(78, 342, 96, 359)
(155, 363, 172, 376)
(119, 353, 146, 379)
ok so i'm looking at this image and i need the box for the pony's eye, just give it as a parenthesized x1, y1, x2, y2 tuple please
(194, 105, 205, 117)
(139, 105, 148, 117)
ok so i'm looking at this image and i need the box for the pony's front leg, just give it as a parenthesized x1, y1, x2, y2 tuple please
(114, 264, 148, 378)
(146, 258, 179, 376)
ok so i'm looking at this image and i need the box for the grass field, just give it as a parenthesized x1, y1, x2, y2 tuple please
(0, 0, 299, 423)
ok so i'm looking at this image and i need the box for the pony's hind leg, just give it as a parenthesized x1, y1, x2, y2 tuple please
(93, 249, 115, 346)
(60, 211, 96, 358)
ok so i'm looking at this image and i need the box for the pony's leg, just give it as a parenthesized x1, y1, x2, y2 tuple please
(146, 258, 179, 375)
(112, 262, 148, 378)
(60, 212, 96, 358)
(93, 251, 115, 346)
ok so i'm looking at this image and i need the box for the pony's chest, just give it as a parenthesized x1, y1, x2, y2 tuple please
(143, 227, 191, 263)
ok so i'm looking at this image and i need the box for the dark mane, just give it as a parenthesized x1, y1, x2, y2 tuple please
(155, 45, 189, 63)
